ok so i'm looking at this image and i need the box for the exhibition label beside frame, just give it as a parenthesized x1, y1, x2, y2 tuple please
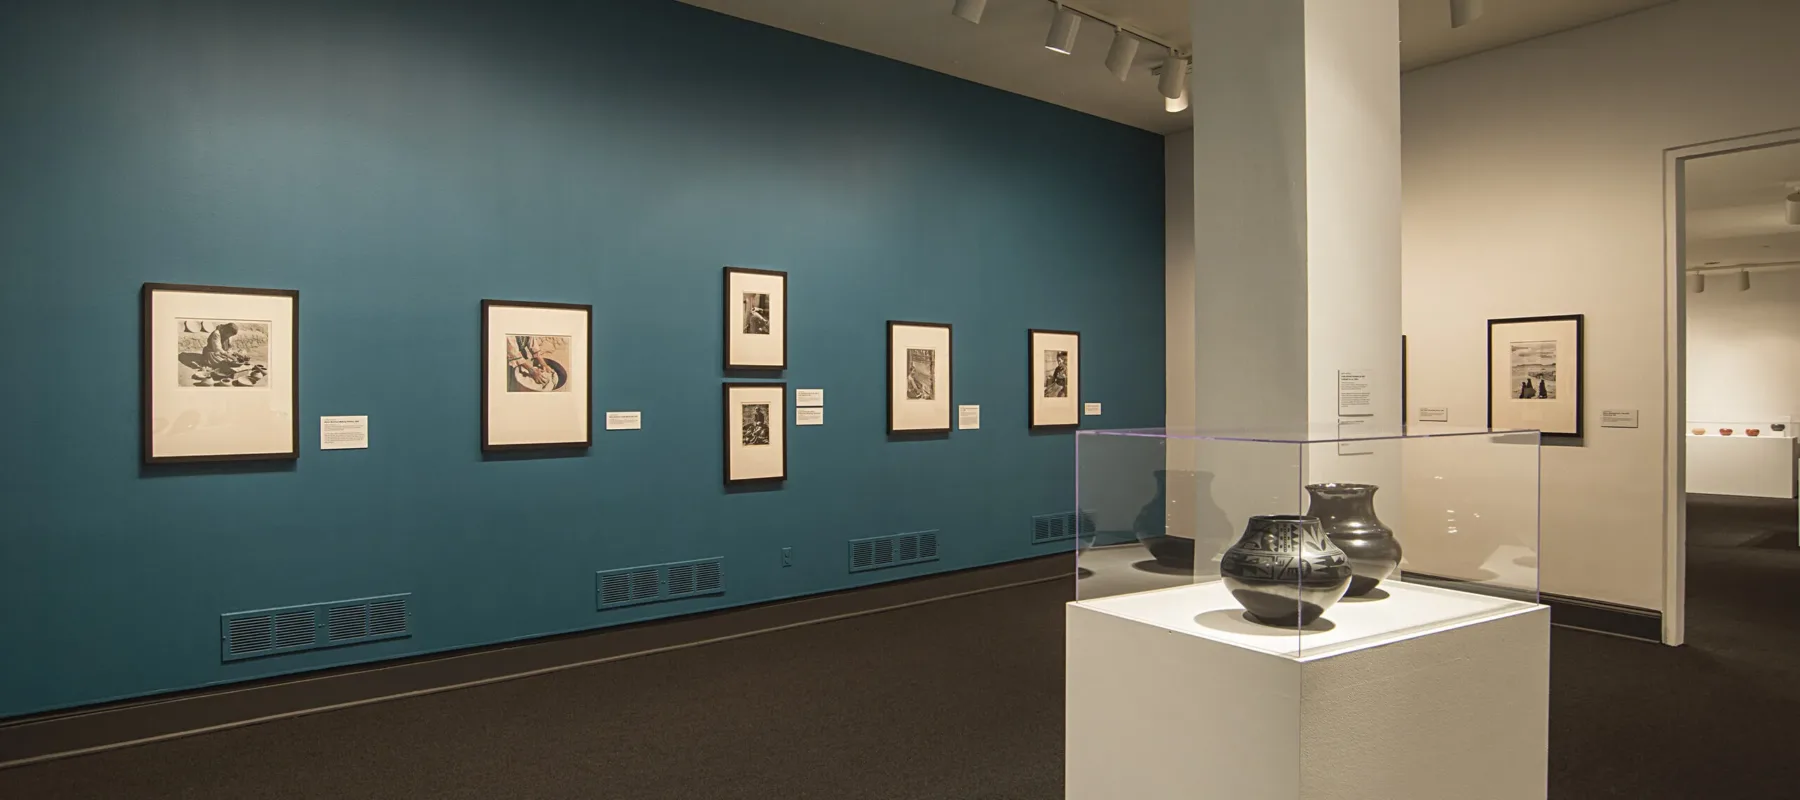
(724, 382, 787, 484)
(886, 321, 952, 434)
(141, 283, 300, 464)
(1487, 314, 1584, 438)
(481, 300, 593, 451)
(1029, 329, 1081, 429)
(724, 267, 787, 370)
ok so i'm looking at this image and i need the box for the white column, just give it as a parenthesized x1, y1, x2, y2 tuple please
(1186, 0, 1401, 519)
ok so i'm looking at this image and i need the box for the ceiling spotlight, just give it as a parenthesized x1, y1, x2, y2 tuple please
(951, 0, 986, 24)
(1450, 0, 1484, 28)
(1105, 28, 1139, 81)
(1787, 190, 1800, 225)
(1740, 270, 1752, 291)
(1046, 4, 1080, 54)
(1165, 88, 1189, 114)
(1157, 55, 1188, 101)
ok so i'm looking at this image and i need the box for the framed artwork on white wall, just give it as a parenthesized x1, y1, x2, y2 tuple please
(887, 321, 952, 434)
(482, 299, 592, 451)
(142, 283, 299, 464)
(1029, 329, 1081, 430)
(724, 267, 787, 370)
(1487, 314, 1584, 438)
(724, 382, 786, 484)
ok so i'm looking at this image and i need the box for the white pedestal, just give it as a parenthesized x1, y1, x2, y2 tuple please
(1685, 434, 1796, 499)
(1067, 581, 1549, 800)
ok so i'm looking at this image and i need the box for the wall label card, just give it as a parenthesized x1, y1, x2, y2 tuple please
(605, 411, 642, 431)
(1337, 370, 1374, 417)
(1337, 417, 1375, 456)
(1601, 409, 1639, 429)
(320, 416, 368, 450)
(958, 405, 980, 430)
(796, 389, 824, 407)
(1419, 407, 1450, 423)
(1083, 402, 1102, 416)
(796, 407, 824, 426)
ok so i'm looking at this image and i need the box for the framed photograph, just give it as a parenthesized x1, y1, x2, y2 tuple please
(482, 300, 592, 451)
(724, 382, 787, 484)
(1487, 314, 1584, 438)
(142, 283, 299, 464)
(1029, 329, 1081, 430)
(724, 267, 787, 370)
(887, 321, 952, 434)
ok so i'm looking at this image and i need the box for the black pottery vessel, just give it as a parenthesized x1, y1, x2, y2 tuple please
(1304, 483, 1402, 598)
(1219, 515, 1353, 627)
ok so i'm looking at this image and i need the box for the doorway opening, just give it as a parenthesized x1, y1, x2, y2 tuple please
(1667, 130, 1800, 648)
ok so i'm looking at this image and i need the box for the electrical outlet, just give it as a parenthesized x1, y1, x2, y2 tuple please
(781, 547, 793, 567)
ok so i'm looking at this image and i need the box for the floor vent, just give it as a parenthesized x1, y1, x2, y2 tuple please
(220, 593, 411, 662)
(1031, 512, 1091, 544)
(849, 531, 940, 573)
(596, 558, 726, 610)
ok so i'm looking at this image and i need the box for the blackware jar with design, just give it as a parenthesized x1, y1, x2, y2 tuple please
(1219, 515, 1352, 627)
(1304, 483, 1402, 597)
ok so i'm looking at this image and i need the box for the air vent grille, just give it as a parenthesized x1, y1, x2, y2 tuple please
(596, 558, 726, 610)
(220, 593, 411, 662)
(1031, 511, 1091, 544)
(847, 531, 941, 573)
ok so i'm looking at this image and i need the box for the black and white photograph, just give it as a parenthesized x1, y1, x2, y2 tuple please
(887, 321, 952, 434)
(724, 267, 787, 369)
(1488, 314, 1584, 438)
(724, 382, 786, 484)
(742, 402, 771, 446)
(504, 334, 573, 393)
(483, 300, 592, 451)
(1043, 349, 1070, 398)
(1029, 329, 1081, 429)
(742, 292, 771, 335)
(1508, 340, 1557, 400)
(143, 283, 299, 464)
(176, 319, 270, 388)
(907, 348, 936, 400)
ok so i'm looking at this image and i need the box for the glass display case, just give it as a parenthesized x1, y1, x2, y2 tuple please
(1073, 424, 1542, 656)
(1065, 426, 1551, 799)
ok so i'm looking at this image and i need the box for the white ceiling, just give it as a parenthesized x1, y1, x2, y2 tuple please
(678, 0, 1674, 134)
(1685, 142, 1800, 269)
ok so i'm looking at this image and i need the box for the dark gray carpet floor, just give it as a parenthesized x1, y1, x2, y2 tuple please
(1, 494, 1795, 798)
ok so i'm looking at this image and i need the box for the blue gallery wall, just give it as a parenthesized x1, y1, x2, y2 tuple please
(0, 0, 1164, 716)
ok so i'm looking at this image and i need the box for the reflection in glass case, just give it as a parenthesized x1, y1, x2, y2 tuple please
(1075, 425, 1542, 655)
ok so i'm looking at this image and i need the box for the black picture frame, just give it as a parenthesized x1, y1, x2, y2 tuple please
(1028, 328, 1082, 431)
(1486, 314, 1585, 439)
(723, 381, 788, 485)
(723, 266, 788, 371)
(886, 320, 953, 434)
(481, 299, 594, 452)
(142, 282, 301, 465)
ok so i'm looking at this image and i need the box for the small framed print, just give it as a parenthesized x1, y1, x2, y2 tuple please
(887, 321, 952, 434)
(724, 382, 787, 484)
(482, 299, 592, 451)
(724, 267, 787, 370)
(142, 283, 299, 464)
(1029, 329, 1081, 430)
(1487, 314, 1584, 438)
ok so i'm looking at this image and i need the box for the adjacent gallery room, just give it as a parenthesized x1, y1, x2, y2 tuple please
(3, 0, 1800, 799)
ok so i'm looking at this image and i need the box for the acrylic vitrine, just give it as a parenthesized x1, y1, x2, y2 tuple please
(1066, 426, 1550, 800)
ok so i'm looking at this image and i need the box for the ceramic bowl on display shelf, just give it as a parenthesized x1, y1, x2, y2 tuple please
(1720, 428, 1734, 436)
(1692, 428, 1706, 436)
(1748, 429, 1762, 437)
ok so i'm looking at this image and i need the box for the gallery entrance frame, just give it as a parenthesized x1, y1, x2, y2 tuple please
(1662, 126, 1800, 647)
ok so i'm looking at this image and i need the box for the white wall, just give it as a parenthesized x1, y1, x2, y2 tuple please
(1166, 129, 1195, 438)
(1688, 269, 1800, 423)
(1402, 0, 1800, 609)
